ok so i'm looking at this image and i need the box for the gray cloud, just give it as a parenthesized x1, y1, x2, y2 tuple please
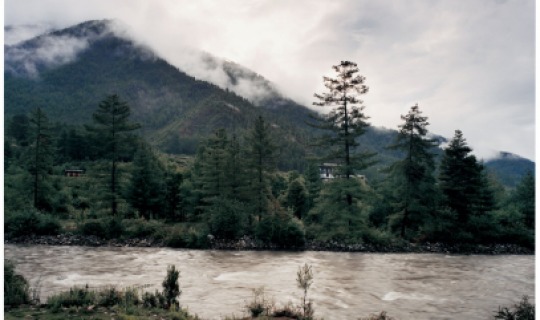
(3, 0, 535, 160)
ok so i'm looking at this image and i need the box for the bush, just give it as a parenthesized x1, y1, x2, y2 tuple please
(123, 219, 165, 239)
(79, 220, 107, 238)
(5, 211, 61, 238)
(97, 286, 122, 307)
(79, 218, 124, 239)
(165, 226, 209, 249)
(162, 265, 181, 310)
(494, 296, 535, 320)
(4, 260, 30, 307)
(245, 287, 273, 318)
(206, 198, 247, 240)
(47, 286, 95, 311)
(255, 213, 306, 248)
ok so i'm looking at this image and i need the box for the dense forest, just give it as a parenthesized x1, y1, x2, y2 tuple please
(4, 61, 535, 250)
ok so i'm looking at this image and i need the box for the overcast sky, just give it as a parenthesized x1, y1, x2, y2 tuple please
(3, 0, 536, 161)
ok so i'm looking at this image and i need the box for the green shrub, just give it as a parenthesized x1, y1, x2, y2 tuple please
(4, 260, 30, 307)
(47, 286, 95, 310)
(97, 286, 122, 307)
(5, 211, 61, 238)
(79, 218, 124, 239)
(162, 265, 181, 309)
(362, 228, 396, 247)
(123, 219, 165, 239)
(256, 213, 306, 248)
(206, 198, 247, 240)
(79, 220, 107, 238)
(165, 226, 209, 249)
(494, 296, 535, 320)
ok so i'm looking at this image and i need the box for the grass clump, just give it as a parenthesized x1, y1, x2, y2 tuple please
(494, 296, 535, 320)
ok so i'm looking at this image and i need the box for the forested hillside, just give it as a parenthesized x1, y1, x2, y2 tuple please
(4, 20, 535, 252)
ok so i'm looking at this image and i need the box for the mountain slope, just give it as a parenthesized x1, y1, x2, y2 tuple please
(4, 20, 316, 168)
(484, 152, 535, 188)
(4, 20, 534, 185)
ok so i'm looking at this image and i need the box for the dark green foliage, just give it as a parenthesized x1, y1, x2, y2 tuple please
(439, 130, 495, 241)
(7, 114, 30, 146)
(5, 211, 61, 238)
(306, 178, 369, 241)
(27, 107, 54, 211)
(384, 104, 439, 239)
(162, 265, 181, 309)
(163, 172, 184, 221)
(86, 94, 140, 216)
(494, 296, 535, 320)
(255, 211, 306, 247)
(123, 218, 165, 239)
(96, 287, 123, 307)
(78, 218, 124, 239)
(284, 178, 308, 220)
(165, 225, 209, 249)
(206, 197, 248, 240)
(245, 116, 277, 221)
(47, 286, 95, 310)
(304, 161, 322, 211)
(128, 143, 166, 219)
(4, 260, 30, 307)
(508, 171, 535, 229)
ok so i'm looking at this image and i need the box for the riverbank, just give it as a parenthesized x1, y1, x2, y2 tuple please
(5, 233, 533, 255)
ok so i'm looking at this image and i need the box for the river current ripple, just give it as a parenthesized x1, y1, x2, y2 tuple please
(4, 244, 534, 320)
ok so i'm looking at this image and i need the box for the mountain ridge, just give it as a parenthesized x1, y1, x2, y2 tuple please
(4, 19, 533, 185)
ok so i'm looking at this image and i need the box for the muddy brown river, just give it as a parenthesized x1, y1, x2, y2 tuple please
(4, 244, 534, 319)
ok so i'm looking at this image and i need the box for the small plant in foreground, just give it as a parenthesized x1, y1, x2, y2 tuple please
(163, 265, 181, 310)
(494, 296, 535, 320)
(297, 263, 314, 319)
(361, 311, 396, 320)
(245, 286, 273, 318)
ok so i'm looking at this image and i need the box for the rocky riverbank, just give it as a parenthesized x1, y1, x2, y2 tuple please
(5, 233, 533, 255)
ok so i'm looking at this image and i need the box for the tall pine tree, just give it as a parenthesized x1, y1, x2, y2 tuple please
(439, 130, 494, 238)
(245, 116, 277, 222)
(86, 94, 140, 216)
(386, 104, 439, 238)
(28, 108, 54, 211)
(128, 143, 165, 219)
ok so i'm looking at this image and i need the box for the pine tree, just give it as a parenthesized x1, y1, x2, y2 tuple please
(86, 94, 140, 216)
(28, 107, 54, 211)
(199, 129, 230, 203)
(386, 104, 439, 238)
(245, 116, 277, 222)
(439, 130, 495, 237)
(310, 61, 375, 181)
(308, 61, 375, 231)
(128, 143, 165, 219)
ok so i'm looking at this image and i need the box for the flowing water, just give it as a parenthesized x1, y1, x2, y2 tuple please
(4, 244, 534, 319)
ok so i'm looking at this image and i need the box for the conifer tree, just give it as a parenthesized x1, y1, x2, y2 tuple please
(308, 61, 375, 232)
(28, 107, 54, 211)
(386, 104, 439, 238)
(86, 94, 140, 216)
(310, 61, 375, 181)
(439, 130, 495, 236)
(128, 143, 165, 219)
(245, 116, 277, 222)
